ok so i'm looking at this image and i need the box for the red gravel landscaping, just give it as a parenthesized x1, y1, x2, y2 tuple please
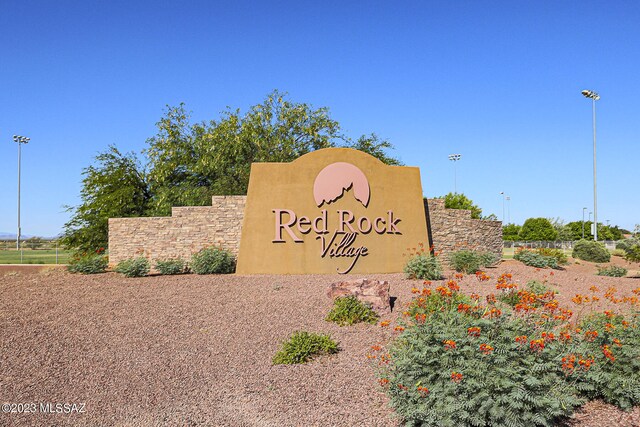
(1, 257, 639, 427)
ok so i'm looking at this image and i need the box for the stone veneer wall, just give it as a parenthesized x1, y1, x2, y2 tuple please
(425, 198, 503, 259)
(108, 196, 502, 268)
(108, 196, 246, 266)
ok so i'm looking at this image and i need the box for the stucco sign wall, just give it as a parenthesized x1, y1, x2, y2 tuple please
(236, 148, 429, 274)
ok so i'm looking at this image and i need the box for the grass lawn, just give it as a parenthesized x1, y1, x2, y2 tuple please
(0, 249, 72, 264)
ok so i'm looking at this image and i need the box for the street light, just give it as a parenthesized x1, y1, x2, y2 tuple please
(448, 154, 461, 193)
(506, 196, 511, 223)
(582, 89, 600, 241)
(500, 192, 506, 223)
(12, 135, 30, 251)
(582, 207, 587, 239)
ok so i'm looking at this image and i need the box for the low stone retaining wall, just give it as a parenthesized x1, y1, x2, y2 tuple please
(108, 196, 502, 267)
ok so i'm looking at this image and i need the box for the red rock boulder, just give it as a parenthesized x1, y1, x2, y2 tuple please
(326, 278, 391, 314)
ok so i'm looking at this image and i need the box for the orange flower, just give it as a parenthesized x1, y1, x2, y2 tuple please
(457, 303, 472, 313)
(451, 372, 463, 383)
(613, 338, 622, 347)
(584, 330, 598, 342)
(447, 280, 460, 292)
(415, 313, 426, 324)
(417, 386, 430, 396)
(371, 345, 382, 351)
(530, 339, 545, 353)
(602, 345, 615, 362)
(394, 326, 405, 332)
(467, 327, 481, 338)
(380, 321, 390, 327)
(515, 335, 528, 345)
(443, 340, 456, 350)
(479, 343, 494, 355)
(378, 378, 389, 386)
(411, 287, 420, 294)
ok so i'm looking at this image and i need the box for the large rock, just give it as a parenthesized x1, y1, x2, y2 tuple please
(326, 278, 391, 314)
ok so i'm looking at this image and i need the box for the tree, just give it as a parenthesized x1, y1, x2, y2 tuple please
(519, 218, 558, 241)
(25, 237, 44, 250)
(438, 193, 482, 219)
(61, 146, 150, 252)
(63, 91, 402, 250)
(563, 221, 623, 241)
(502, 224, 521, 241)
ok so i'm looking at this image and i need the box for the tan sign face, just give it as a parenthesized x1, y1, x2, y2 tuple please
(236, 148, 429, 274)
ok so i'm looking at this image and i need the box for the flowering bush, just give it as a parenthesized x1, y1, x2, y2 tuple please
(67, 249, 108, 274)
(272, 331, 339, 365)
(115, 257, 150, 277)
(325, 296, 379, 326)
(375, 276, 640, 426)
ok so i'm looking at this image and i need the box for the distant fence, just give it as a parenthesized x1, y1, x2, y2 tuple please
(0, 239, 71, 264)
(503, 241, 618, 251)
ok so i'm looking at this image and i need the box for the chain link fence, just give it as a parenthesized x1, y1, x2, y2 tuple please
(0, 239, 72, 264)
(502, 240, 617, 258)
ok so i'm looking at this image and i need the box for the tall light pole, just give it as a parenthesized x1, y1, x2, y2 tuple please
(506, 196, 511, 223)
(582, 207, 587, 239)
(500, 192, 506, 223)
(589, 211, 592, 222)
(582, 89, 600, 241)
(448, 154, 461, 193)
(12, 135, 30, 250)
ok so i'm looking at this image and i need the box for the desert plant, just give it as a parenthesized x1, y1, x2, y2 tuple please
(514, 249, 559, 269)
(377, 280, 640, 426)
(115, 257, 150, 277)
(404, 254, 442, 280)
(596, 265, 627, 277)
(624, 245, 640, 263)
(572, 239, 611, 263)
(519, 217, 558, 241)
(537, 248, 568, 265)
(325, 296, 379, 326)
(155, 258, 189, 275)
(448, 250, 499, 274)
(67, 252, 108, 274)
(611, 249, 627, 258)
(272, 331, 339, 365)
(190, 247, 235, 274)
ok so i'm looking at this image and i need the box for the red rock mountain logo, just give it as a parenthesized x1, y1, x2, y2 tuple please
(313, 162, 370, 208)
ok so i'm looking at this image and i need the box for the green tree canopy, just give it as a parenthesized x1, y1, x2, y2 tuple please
(63, 91, 402, 251)
(502, 223, 521, 241)
(438, 193, 482, 219)
(518, 218, 558, 241)
(61, 146, 150, 252)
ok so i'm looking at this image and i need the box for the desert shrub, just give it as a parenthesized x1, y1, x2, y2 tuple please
(624, 245, 640, 263)
(611, 249, 627, 257)
(537, 248, 568, 265)
(497, 279, 555, 308)
(572, 239, 611, 263)
(67, 253, 108, 274)
(596, 265, 627, 277)
(272, 331, 339, 365)
(377, 281, 640, 426)
(115, 257, 150, 277)
(326, 296, 379, 326)
(449, 250, 499, 274)
(190, 247, 235, 274)
(404, 254, 442, 280)
(155, 258, 188, 275)
(514, 249, 559, 269)
(615, 238, 640, 252)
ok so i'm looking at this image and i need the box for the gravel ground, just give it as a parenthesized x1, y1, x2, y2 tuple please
(1, 257, 639, 427)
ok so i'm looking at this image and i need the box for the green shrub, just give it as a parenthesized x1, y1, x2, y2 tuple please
(67, 253, 108, 274)
(537, 248, 569, 265)
(115, 257, 150, 277)
(519, 217, 558, 241)
(611, 249, 627, 258)
(448, 250, 499, 274)
(513, 249, 559, 269)
(624, 245, 640, 263)
(616, 238, 640, 252)
(325, 296, 379, 326)
(596, 265, 627, 277)
(155, 258, 189, 275)
(404, 254, 442, 280)
(377, 285, 640, 426)
(572, 239, 611, 263)
(190, 247, 235, 274)
(272, 331, 339, 365)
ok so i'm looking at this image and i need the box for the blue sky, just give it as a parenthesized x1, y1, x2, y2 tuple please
(1, 0, 639, 237)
